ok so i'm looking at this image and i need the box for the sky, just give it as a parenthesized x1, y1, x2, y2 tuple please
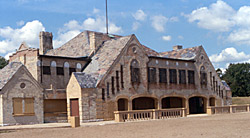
(0, 0, 250, 71)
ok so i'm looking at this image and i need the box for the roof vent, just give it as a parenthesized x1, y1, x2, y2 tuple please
(173, 45, 183, 51)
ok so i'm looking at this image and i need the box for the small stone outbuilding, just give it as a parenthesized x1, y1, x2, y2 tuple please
(0, 62, 44, 126)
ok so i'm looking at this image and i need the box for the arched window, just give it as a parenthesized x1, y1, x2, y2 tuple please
(64, 62, 69, 68)
(200, 66, 207, 87)
(76, 63, 82, 69)
(51, 61, 56, 67)
(130, 59, 140, 83)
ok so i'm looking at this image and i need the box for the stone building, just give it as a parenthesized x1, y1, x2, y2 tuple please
(6, 30, 232, 123)
(0, 62, 43, 126)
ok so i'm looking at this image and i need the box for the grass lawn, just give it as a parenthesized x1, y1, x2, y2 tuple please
(232, 97, 250, 105)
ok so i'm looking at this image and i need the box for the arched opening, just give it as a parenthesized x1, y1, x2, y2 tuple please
(132, 97, 156, 110)
(209, 97, 215, 106)
(189, 96, 206, 114)
(162, 97, 185, 109)
(117, 98, 128, 111)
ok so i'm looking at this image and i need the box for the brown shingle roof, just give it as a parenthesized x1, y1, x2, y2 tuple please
(0, 62, 23, 90)
(160, 46, 201, 60)
(45, 31, 122, 57)
(81, 35, 132, 88)
(142, 45, 161, 56)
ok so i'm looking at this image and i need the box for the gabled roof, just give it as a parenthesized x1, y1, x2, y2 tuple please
(81, 35, 132, 87)
(73, 72, 98, 88)
(160, 46, 201, 60)
(45, 30, 122, 57)
(18, 42, 29, 51)
(222, 80, 231, 91)
(0, 62, 23, 90)
(142, 45, 161, 56)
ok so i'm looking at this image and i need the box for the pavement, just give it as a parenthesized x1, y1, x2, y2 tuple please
(0, 120, 117, 130)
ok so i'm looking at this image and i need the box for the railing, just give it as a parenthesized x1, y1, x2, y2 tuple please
(207, 104, 250, 115)
(114, 108, 186, 122)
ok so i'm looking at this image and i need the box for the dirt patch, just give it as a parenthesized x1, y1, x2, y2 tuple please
(1, 113, 250, 138)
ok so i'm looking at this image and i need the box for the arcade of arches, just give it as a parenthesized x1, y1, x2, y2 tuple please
(117, 95, 218, 114)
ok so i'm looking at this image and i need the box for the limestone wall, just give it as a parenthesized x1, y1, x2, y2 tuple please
(1, 67, 43, 125)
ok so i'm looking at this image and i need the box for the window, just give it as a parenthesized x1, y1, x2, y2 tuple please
(200, 66, 207, 86)
(179, 70, 186, 84)
(102, 89, 105, 101)
(42, 66, 51, 75)
(188, 70, 195, 84)
(116, 71, 120, 92)
(13, 98, 34, 116)
(130, 59, 140, 83)
(56, 67, 64, 75)
(120, 65, 124, 88)
(111, 77, 115, 95)
(24, 54, 26, 65)
(210, 72, 212, 88)
(107, 82, 110, 97)
(148, 67, 156, 83)
(69, 68, 76, 75)
(169, 69, 177, 84)
(159, 68, 167, 83)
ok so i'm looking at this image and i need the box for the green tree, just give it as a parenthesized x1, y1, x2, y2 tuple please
(222, 63, 250, 97)
(0, 56, 8, 69)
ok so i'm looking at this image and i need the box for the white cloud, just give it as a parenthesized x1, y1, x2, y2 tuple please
(178, 35, 184, 39)
(151, 15, 168, 32)
(132, 10, 147, 21)
(209, 47, 250, 63)
(0, 20, 45, 54)
(169, 17, 179, 22)
(162, 35, 172, 41)
(83, 16, 122, 34)
(132, 22, 140, 31)
(4, 52, 15, 60)
(54, 16, 122, 48)
(93, 8, 100, 14)
(185, 0, 250, 46)
(186, 0, 235, 32)
(228, 29, 250, 45)
(16, 20, 25, 26)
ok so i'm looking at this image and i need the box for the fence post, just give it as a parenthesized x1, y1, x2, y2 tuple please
(182, 108, 187, 117)
(247, 104, 250, 112)
(229, 105, 233, 113)
(114, 111, 124, 122)
(152, 109, 158, 119)
(207, 107, 212, 115)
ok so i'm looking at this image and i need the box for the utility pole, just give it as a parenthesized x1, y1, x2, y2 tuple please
(106, 0, 109, 34)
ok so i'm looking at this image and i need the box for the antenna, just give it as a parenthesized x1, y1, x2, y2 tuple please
(106, 0, 108, 34)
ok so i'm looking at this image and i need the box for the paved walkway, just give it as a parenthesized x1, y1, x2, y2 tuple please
(0, 121, 117, 130)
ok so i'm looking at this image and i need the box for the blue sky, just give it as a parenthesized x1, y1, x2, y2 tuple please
(0, 0, 250, 71)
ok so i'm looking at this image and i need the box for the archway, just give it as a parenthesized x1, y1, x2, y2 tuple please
(117, 98, 128, 111)
(162, 97, 185, 109)
(209, 97, 215, 106)
(189, 96, 206, 114)
(132, 97, 156, 110)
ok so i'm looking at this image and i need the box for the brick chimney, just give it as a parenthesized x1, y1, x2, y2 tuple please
(89, 32, 103, 54)
(39, 31, 53, 55)
(173, 45, 183, 51)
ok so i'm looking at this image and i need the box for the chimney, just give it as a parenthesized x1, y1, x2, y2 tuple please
(39, 31, 53, 55)
(173, 45, 183, 51)
(89, 32, 103, 53)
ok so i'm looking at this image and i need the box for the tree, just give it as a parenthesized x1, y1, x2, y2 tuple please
(0, 56, 8, 69)
(222, 63, 250, 97)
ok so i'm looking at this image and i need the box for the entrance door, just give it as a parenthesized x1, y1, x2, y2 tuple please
(70, 99, 79, 117)
(189, 97, 205, 114)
